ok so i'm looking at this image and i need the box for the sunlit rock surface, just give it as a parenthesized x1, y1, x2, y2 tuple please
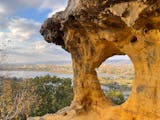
(29, 0, 160, 119)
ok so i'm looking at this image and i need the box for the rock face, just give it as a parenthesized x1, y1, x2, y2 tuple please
(30, 0, 160, 120)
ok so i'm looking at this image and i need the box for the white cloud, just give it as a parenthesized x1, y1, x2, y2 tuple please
(0, 4, 6, 14)
(0, 0, 67, 29)
(35, 41, 48, 51)
(33, 41, 68, 55)
(107, 55, 130, 60)
(40, 0, 67, 10)
(0, 32, 14, 50)
(2, 42, 71, 64)
(0, 3, 9, 29)
(0, 15, 9, 29)
(0, 17, 41, 46)
(40, 0, 67, 17)
(0, 0, 70, 64)
(47, 5, 66, 17)
(5, 52, 71, 64)
(0, 0, 67, 43)
(0, 0, 67, 16)
(8, 17, 41, 41)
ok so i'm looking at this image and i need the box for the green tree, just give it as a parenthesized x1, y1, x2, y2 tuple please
(30, 75, 73, 117)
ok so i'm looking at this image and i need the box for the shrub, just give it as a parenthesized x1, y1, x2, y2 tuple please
(105, 89, 125, 105)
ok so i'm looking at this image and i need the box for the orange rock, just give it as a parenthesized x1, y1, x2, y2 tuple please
(29, 0, 160, 120)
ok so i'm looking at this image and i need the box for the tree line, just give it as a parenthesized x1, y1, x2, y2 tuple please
(0, 75, 125, 120)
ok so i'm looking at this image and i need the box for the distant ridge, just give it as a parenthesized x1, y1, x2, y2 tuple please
(1, 59, 132, 66)
(1, 60, 72, 66)
(104, 59, 132, 64)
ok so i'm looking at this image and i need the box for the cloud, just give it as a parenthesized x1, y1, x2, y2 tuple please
(0, 0, 67, 42)
(0, 0, 67, 29)
(0, 17, 42, 57)
(5, 52, 71, 64)
(34, 41, 48, 51)
(8, 17, 41, 41)
(0, 0, 67, 16)
(0, 32, 15, 50)
(0, 3, 9, 29)
(0, 0, 40, 14)
(40, 0, 67, 17)
(0, 0, 70, 64)
(33, 40, 69, 56)
(47, 5, 66, 18)
(0, 15, 9, 29)
(40, 0, 67, 10)
(2, 43, 71, 64)
(0, 17, 41, 44)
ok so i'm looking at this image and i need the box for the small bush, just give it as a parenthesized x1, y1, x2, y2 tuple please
(105, 89, 125, 105)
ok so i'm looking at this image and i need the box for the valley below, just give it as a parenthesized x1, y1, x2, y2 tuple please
(0, 59, 134, 99)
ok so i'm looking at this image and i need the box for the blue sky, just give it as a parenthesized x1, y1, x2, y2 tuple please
(0, 0, 129, 64)
(0, 0, 71, 64)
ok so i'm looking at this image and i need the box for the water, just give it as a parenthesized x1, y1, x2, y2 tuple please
(0, 71, 114, 79)
(0, 70, 73, 79)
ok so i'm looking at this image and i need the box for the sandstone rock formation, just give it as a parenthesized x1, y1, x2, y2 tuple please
(29, 0, 160, 120)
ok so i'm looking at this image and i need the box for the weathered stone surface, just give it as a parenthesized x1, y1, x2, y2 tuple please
(30, 0, 160, 120)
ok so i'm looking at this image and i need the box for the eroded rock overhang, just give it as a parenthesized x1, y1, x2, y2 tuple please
(35, 0, 160, 120)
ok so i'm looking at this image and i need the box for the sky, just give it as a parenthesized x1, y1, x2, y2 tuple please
(0, 0, 129, 64)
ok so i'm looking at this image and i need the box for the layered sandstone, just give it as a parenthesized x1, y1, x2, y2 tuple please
(29, 0, 160, 120)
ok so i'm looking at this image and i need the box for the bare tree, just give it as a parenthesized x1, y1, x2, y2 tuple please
(0, 79, 37, 120)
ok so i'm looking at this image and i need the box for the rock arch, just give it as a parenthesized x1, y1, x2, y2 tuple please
(30, 0, 160, 120)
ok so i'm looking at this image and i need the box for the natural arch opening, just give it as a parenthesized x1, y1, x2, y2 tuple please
(97, 55, 134, 105)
